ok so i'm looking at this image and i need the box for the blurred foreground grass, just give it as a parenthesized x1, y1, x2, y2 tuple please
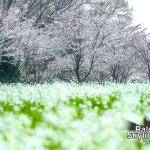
(0, 82, 150, 150)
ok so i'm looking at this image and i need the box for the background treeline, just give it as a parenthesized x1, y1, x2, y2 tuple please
(0, 0, 149, 83)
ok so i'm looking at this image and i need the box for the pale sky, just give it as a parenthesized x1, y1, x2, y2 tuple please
(128, 0, 150, 32)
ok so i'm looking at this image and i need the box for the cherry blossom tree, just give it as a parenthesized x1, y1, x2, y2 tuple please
(0, 0, 147, 83)
(131, 27, 150, 82)
(50, 0, 136, 83)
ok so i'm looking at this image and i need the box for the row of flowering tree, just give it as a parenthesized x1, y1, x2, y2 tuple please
(0, 0, 149, 83)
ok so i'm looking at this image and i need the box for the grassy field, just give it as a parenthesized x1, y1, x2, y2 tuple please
(0, 82, 150, 150)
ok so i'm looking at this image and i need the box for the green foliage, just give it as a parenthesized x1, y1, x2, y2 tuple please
(0, 54, 20, 83)
(0, 101, 45, 128)
(135, 140, 143, 150)
(45, 138, 62, 150)
(66, 95, 118, 117)
(107, 94, 118, 109)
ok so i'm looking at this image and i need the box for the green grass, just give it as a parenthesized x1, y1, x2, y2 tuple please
(0, 82, 149, 150)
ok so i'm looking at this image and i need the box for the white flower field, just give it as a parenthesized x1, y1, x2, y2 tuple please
(0, 82, 149, 150)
